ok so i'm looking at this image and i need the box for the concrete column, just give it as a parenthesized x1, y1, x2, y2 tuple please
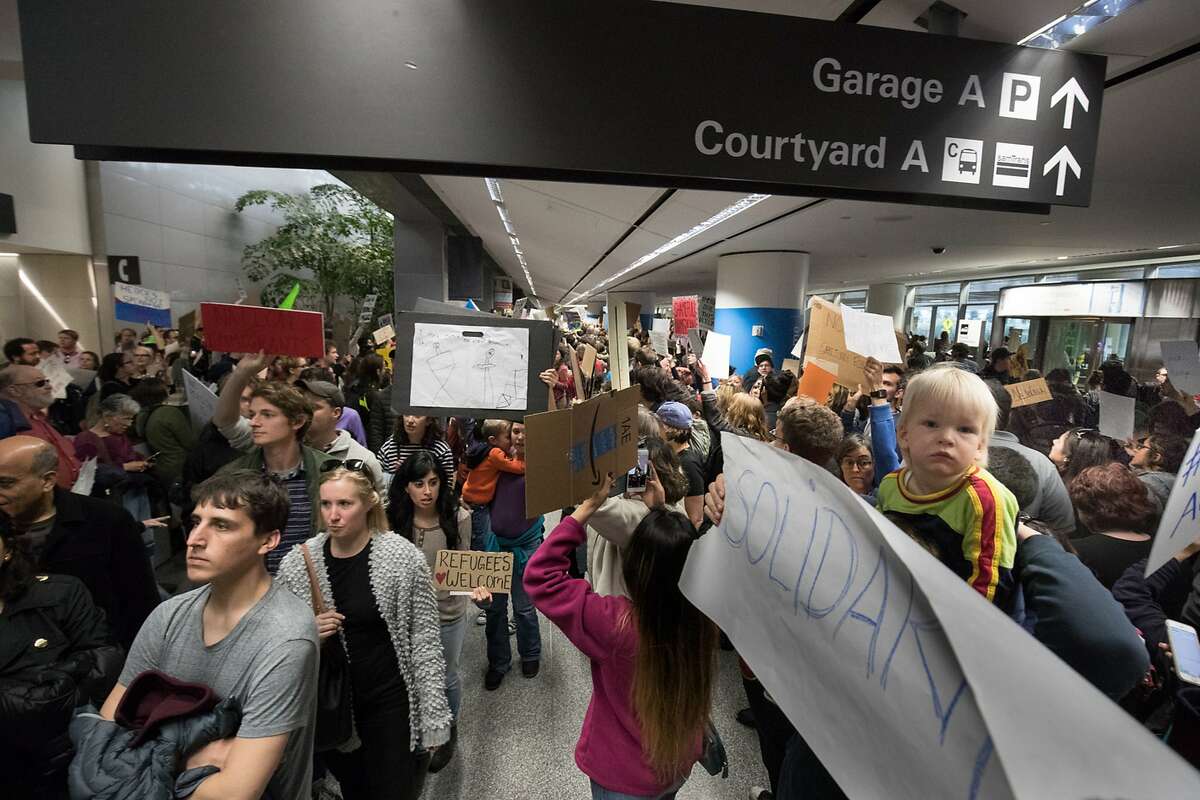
(394, 219, 447, 311)
(715, 252, 809, 380)
(866, 282, 908, 330)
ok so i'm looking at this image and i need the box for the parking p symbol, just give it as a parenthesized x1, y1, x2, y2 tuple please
(999, 73, 1041, 121)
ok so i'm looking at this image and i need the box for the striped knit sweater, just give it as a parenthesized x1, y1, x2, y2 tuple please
(877, 465, 1018, 608)
(275, 530, 452, 751)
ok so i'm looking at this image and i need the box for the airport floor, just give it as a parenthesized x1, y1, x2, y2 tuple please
(430, 610, 771, 800)
(155, 522, 772, 800)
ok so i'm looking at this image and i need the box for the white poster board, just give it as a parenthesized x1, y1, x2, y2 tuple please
(182, 370, 218, 431)
(651, 317, 670, 334)
(841, 305, 903, 363)
(699, 330, 730, 382)
(956, 318, 983, 347)
(39, 354, 73, 400)
(1098, 390, 1136, 441)
(1160, 340, 1200, 395)
(648, 329, 669, 355)
(410, 323, 530, 410)
(682, 433, 1200, 799)
(1145, 428, 1200, 575)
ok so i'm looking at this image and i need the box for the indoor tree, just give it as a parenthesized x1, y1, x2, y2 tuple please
(234, 183, 394, 321)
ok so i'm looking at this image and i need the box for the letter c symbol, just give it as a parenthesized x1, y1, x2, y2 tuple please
(695, 120, 723, 156)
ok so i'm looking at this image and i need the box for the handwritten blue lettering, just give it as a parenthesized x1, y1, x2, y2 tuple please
(1170, 491, 1198, 540)
(832, 543, 890, 678)
(745, 482, 781, 565)
(804, 509, 858, 620)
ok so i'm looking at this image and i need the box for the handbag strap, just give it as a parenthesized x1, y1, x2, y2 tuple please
(300, 543, 327, 614)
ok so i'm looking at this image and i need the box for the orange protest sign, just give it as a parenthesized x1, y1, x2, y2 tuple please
(797, 362, 837, 404)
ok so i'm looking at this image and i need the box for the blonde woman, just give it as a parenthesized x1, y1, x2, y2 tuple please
(723, 393, 771, 442)
(275, 465, 451, 800)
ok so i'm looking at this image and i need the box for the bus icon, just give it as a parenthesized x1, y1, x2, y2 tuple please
(959, 148, 978, 175)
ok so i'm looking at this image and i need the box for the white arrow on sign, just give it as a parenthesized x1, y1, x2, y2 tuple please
(1043, 145, 1081, 197)
(1050, 77, 1089, 130)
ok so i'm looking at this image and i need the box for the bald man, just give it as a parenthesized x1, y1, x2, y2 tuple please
(0, 435, 159, 648)
(0, 364, 80, 487)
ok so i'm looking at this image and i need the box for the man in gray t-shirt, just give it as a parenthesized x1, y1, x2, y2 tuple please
(99, 470, 318, 800)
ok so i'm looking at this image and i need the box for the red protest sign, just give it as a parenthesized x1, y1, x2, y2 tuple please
(200, 303, 325, 358)
(673, 296, 699, 335)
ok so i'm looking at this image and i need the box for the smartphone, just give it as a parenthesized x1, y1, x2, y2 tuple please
(1166, 620, 1200, 685)
(144, 451, 160, 463)
(626, 448, 650, 494)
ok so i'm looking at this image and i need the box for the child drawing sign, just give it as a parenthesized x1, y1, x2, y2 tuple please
(411, 323, 531, 410)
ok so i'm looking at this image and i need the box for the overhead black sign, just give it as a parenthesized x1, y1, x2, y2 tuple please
(17, 0, 1106, 212)
(107, 255, 141, 285)
(0, 193, 14, 235)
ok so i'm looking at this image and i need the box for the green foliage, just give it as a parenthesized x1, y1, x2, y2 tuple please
(234, 184, 394, 321)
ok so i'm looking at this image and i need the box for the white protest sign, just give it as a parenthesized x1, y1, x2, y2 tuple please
(373, 324, 395, 346)
(956, 318, 983, 347)
(377, 312, 394, 329)
(39, 354, 73, 400)
(1160, 340, 1200, 395)
(687, 329, 704, 357)
(699, 330, 730, 382)
(682, 433, 1200, 799)
(1098, 390, 1136, 441)
(651, 317, 670, 334)
(840, 305, 903, 363)
(182, 370, 218, 431)
(648, 329, 669, 356)
(1145, 428, 1200, 575)
(790, 333, 805, 359)
(71, 457, 97, 496)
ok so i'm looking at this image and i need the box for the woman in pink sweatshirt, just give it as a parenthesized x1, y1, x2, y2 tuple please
(525, 474, 718, 799)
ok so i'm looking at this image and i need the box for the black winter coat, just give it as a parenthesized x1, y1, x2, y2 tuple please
(29, 490, 161, 651)
(0, 574, 123, 799)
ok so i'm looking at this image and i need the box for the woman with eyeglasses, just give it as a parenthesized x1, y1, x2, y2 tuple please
(276, 465, 452, 800)
(74, 393, 154, 523)
(1129, 432, 1189, 513)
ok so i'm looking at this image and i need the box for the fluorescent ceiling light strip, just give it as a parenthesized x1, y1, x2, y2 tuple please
(19, 268, 70, 329)
(1018, 0, 1148, 49)
(567, 193, 771, 304)
(483, 178, 535, 297)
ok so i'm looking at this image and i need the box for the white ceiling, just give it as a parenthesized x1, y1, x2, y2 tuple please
(423, 0, 1200, 303)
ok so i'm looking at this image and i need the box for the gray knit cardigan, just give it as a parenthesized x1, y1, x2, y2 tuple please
(275, 531, 452, 751)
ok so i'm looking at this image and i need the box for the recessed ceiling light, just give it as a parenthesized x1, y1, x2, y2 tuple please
(1158, 244, 1185, 250)
(1018, 0, 1148, 49)
(482, 178, 535, 297)
(0, 252, 19, 257)
(404, 61, 418, 70)
(1056, 256, 1071, 260)
(1039, 221, 1052, 226)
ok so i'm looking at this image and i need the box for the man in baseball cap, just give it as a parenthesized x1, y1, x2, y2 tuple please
(741, 347, 775, 392)
(653, 401, 705, 528)
(296, 379, 385, 491)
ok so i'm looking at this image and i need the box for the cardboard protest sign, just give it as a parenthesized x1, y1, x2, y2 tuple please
(605, 294, 639, 391)
(672, 295, 698, 335)
(698, 295, 715, 331)
(178, 309, 198, 345)
(200, 302, 324, 358)
(683, 433, 1200, 800)
(114, 282, 172, 327)
(392, 311, 557, 421)
(841, 305, 904, 364)
(182, 370, 218, 431)
(581, 343, 597, 377)
(372, 324, 395, 346)
(796, 361, 836, 402)
(433, 549, 513, 594)
(524, 387, 639, 517)
(377, 312, 393, 329)
(805, 297, 871, 388)
(1161, 340, 1200, 395)
(1004, 377, 1053, 408)
(1146, 429, 1200, 575)
(780, 358, 801, 375)
(1098, 390, 1136, 441)
(687, 329, 704, 357)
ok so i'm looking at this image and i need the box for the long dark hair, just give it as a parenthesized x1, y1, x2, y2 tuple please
(621, 508, 717, 782)
(392, 414, 445, 449)
(98, 352, 130, 383)
(644, 437, 687, 505)
(386, 450, 459, 549)
(1059, 428, 1119, 484)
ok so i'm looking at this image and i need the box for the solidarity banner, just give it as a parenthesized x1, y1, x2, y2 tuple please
(681, 433, 1199, 799)
(113, 282, 171, 328)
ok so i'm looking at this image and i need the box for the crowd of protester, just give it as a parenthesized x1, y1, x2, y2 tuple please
(2, 314, 1200, 800)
